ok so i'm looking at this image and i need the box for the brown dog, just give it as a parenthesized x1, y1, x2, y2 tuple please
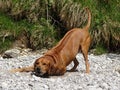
(10, 8, 91, 77)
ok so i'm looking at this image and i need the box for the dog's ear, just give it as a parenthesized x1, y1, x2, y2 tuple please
(48, 63, 66, 76)
(48, 64, 59, 75)
(48, 61, 55, 75)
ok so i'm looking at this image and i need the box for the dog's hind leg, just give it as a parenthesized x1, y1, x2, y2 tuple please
(81, 38, 90, 73)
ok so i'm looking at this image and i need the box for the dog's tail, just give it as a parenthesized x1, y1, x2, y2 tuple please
(10, 66, 34, 73)
(83, 7, 91, 30)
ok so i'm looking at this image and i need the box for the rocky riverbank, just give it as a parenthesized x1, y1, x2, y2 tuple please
(0, 49, 120, 90)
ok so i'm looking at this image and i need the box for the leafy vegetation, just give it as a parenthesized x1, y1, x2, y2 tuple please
(0, 12, 56, 53)
(0, 0, 120, 54)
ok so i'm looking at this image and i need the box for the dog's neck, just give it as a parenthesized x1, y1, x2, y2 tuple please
(44, 54, 56, 64)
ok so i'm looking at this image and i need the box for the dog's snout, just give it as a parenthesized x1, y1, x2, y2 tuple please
(35, 67, 41, 73)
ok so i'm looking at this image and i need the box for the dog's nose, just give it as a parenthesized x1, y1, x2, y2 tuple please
(35, 67, 41, 73)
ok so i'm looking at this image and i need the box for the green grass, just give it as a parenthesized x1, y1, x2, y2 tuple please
(0, 38, 13, 53)
(94, 45, 108, 55)
(0, 13, 15, 53)
(0, 13, 15, 32)
(0, 12, 33, 36)
(0, 0, 120, 54)
(0, 12, 56, 53)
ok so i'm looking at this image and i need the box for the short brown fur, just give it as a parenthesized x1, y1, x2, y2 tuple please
(10, 8, 91, 76)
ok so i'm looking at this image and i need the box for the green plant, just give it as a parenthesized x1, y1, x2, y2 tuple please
(30, 18, 56, 50)
(0, 39, 13, 53)
(0, 0, 120, 53)
(93, 45, 108, 55)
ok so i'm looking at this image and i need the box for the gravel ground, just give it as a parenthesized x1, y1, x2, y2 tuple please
(0, 51, 120, 90)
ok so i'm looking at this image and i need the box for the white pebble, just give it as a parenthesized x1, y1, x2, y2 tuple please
(1, 82, 8, 88)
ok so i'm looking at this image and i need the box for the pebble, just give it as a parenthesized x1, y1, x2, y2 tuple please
(88, 86, 101, 90)
(1, 82, 8, 88)
(32, 75, 40, 81)
(101, 83, 109, 89)
(0, 51, 120, 90)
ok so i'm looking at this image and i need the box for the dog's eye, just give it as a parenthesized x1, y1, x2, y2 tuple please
(36, 62, 39, 65)
(43, 63, 46, 65)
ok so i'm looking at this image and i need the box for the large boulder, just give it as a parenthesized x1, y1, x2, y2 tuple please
(2, 48, 21, 58)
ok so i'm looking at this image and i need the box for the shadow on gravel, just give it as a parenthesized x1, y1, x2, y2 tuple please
(31, 69, 80, 78)
(31, 72, 50, 78)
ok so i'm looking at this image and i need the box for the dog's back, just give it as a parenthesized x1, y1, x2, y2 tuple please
(46, 8, 91, 66)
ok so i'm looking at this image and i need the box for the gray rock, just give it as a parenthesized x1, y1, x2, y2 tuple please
(3, 48, 21, 58)
(115, 66, 120, 74)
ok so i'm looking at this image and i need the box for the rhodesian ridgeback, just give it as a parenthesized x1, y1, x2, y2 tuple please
(11, 8, 91, 77)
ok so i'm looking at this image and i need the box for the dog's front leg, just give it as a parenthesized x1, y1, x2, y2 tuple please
(69, 58, 79, 72)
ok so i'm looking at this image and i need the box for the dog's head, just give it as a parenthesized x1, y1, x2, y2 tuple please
(34, 57, 52, 77)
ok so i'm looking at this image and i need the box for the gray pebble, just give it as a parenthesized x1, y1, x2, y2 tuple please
(0, 52, 120, 90)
